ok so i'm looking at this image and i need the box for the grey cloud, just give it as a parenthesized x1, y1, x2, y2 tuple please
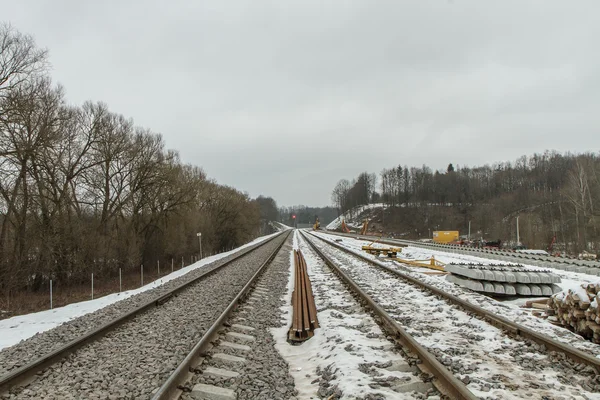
(2, 0, 599, 205)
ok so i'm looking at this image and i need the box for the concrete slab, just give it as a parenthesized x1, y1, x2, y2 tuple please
(530, 284, 542, 296)
(226, 331, 255, 342)
(204, 366, 240, 379)
(492, 282, 505, 294)
(213, 353, 246, 364)
(191, 383, 236, 400)
(513, 271, 530, 283)
(502, 283, 517, 295)
(527, 272, 541, 284)
(492, 271, 506, 282)
(220, 341, 251, 352)
(515, 284, 532, 296)
(541, 285, 553, 296)
(483, 282, 495, 293)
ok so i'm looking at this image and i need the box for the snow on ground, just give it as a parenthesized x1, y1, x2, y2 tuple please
(309, 233, 600, 399)
(272, 231, 426, 399)
(311, 231, 600, 357)
(325, 203, 385, 230)
(315, 231, 600, 299)
(0, 231, 283, 351)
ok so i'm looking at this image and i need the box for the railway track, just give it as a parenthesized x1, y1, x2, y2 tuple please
(323, 230, 600, 276)
(0, 230, 290, 399)
(302, 231, 600, 399)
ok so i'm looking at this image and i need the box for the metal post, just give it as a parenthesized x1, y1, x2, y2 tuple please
(91, 273, 94, 300)
(171, 258, 174, 272)
(119, 268, 122, 293)
(50, 280, 53, 310)
(197, 232, 202, 260)
(157, 260, 160, 277)
(141, 264, 144, 286)
(190, 255, 193, 264)
(516, 216, 520, 245)
(181, 256, 184, 269)
(468, 221, 471, 240)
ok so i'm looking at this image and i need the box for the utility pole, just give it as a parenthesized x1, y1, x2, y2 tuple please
(197, 232, 202, 259)
(516, 216, 520, 246)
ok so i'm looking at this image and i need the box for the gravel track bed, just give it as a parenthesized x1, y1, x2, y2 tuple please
(0, 233, 283, 377)
(182, 234, 297, 400)
(311, 236, 600, 399)
(2, 234, 288, 400)
(313, 231, 600, 357)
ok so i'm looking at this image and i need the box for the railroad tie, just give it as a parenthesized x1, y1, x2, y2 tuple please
(288, 249, 320, 341)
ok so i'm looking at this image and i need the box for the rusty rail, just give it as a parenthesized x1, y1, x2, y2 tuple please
(289, 249, 319, 341)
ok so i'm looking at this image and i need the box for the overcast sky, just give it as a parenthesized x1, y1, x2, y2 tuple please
(2, 1, 599, 206)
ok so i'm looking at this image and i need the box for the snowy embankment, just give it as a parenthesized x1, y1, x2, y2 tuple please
(271, 231, 434, 399)
(0, 231, 283, 351)
(312, 231, 600, 358)
(325, 203, 385, 230)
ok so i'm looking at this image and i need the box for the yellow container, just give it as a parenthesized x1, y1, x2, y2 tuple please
(432, 231, 459, 243)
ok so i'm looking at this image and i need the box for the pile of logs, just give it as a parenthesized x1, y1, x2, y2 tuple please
(549, 283, 600, 343)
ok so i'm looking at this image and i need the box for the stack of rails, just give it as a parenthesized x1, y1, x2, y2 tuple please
(289, 249, 319, 341)
(445, 263, 562, 296)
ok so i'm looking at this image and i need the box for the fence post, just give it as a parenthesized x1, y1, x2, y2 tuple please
(119, 268, 122, 293)
(50, 280, 53, 310)
(181, 256, 184, 269)
(141, 264, 144, 286)
(190, 255, 193, 264)
(171, 258, 174, 272)
(91, 273, 94, 300)
(157, 260, 160, 277)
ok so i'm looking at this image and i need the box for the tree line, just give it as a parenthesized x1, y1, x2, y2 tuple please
(279, 206, 338, 226)
(332, 151, 600, 254)
(0, 24, 275, 300)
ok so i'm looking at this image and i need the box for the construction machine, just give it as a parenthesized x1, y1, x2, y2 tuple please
(361, 236, 402, 258)
(341, 220, 351, 233)
(313, 217, 320, 230)
(360, 219, 368, 235)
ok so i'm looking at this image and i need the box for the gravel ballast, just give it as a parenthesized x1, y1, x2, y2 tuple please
(0, 233, 283, 377)
(2, 233, 288, 399)
(182, 234, 297, 400)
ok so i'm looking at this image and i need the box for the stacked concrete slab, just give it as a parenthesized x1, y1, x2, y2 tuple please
(445, 263, 562, 296)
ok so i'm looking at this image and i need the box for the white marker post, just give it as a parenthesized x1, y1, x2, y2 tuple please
(197, 232, 202, 260)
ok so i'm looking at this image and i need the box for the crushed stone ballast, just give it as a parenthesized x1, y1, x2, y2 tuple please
(1, 232, 289, 399)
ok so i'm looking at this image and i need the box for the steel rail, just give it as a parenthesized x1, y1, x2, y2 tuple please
(0, 230, 289, 395)
(321, 230, 599, 269)
(309, 231, 600, 372)
(299, 231, 477, 400)
(151, 230, 291, 400)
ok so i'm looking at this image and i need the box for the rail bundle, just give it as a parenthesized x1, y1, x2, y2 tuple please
(289, 249, 319, 341)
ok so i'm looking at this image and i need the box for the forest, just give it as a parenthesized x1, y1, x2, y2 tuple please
(0, 24, 277, 311)
(331, 152, 600, 254)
